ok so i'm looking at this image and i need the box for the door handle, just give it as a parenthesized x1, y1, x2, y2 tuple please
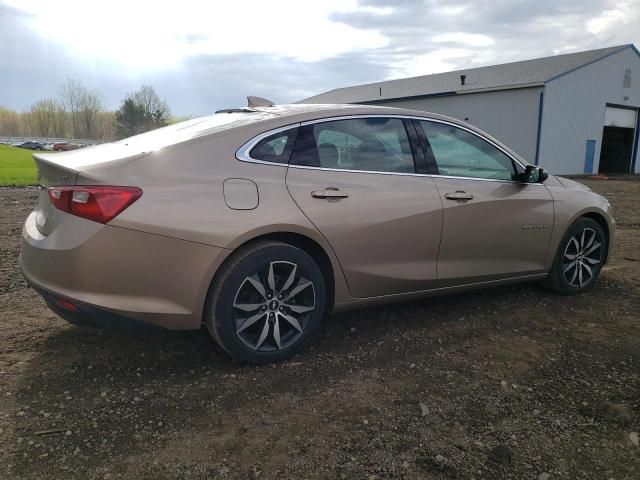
(311, 189, 349, 199)
(444, 191, 474, 201)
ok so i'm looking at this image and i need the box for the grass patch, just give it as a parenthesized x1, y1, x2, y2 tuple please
(0, 145, 40, 186)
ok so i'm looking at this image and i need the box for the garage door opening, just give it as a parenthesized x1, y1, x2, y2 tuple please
(598, 106, 637, 174)
(599, 127, 635, 173)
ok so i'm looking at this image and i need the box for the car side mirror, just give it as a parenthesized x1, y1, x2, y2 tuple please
(523, 165, 548, 183)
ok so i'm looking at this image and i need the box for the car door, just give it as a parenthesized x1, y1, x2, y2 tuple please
(285, 117, 443, 298)
(414, 119, 554, 286)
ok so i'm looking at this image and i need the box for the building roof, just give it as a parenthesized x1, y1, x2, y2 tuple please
(301, 44, 636, 104)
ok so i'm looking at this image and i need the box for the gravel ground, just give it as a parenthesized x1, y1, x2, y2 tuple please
(0, 178, 639, 479)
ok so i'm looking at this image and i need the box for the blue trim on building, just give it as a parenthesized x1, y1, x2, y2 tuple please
(546, 45, 630, 83)
(534, 91, 544, 165)
(584, 140, 596, 174)
(631, 109, 640, 173)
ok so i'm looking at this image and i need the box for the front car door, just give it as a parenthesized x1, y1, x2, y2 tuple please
(285, 117, 443, 298)
(414, 119, 554, 286)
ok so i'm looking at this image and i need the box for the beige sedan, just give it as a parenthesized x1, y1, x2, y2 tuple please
(20, 102, 615, 364)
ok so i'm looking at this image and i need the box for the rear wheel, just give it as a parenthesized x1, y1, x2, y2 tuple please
(205, 241, 326, 364)
(543, 217, 606, 294)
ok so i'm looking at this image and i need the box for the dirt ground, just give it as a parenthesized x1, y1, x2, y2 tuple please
(1, 178, 639, 480)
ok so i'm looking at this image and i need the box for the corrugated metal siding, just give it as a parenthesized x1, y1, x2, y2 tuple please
(367, 87, 543, 162)
(539, 47, 640, 174)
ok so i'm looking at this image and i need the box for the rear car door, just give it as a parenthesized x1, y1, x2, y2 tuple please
(414, 119, 554, 286)
(285, 117, 443, 298)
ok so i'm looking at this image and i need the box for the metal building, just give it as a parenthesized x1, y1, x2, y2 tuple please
(301, 45, 640, 175)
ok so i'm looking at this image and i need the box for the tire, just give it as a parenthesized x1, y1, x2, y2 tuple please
(204, 240, 326, 365)
(542, 217, 607, 295)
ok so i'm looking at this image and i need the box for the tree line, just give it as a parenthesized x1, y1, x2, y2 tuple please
(0, 79, 174, 141)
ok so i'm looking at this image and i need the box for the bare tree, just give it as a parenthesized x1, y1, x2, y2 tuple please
(2, 81, 168, 142)
(52, 106, 69, 138)
(60, 79, 103, 139)
(94, 111, 116, 141)
(79, 90, 102, 139)
(29, 98, 64, 137)
(131, 85, 171, 127)
(0, 107, 22, 136)
(60, 79, 82, 137)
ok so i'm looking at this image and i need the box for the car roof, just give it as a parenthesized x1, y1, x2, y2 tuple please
(251, 103, 455, 122)
(42, 103, 528, 169)
(103, 103, 472, 155)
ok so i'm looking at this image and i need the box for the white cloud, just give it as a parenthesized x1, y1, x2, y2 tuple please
(433, 32, 495, 48)
(437, 5, 467, 16)
(394, 48, 471, 78)
(1, 0, 639, 115)
(586, 2, 629, 34)
(3, 0, 389, 69)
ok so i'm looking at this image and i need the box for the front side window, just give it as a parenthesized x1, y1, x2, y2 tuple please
(290, 118, 415, 174)
(418, 121, 518, 181)
(250, 127, 298, 164)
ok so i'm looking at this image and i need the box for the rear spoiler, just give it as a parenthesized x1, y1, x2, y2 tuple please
(32, 147, 149, 186)
(33, 152, 79, 186)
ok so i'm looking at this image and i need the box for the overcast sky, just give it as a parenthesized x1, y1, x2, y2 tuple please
(1, 0, 638, 116)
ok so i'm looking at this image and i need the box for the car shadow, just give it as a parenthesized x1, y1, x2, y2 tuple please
(7, 279, 589, 477)
(13, 280, 544, 392)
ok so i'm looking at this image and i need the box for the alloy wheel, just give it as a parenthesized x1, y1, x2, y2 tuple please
(232, 261, 316, 352)
(562, 227, 602, 288)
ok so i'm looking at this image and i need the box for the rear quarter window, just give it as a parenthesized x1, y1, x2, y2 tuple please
(250, 127, 299, 164)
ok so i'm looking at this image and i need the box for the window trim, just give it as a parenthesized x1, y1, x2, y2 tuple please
(235, 114, 539, 185)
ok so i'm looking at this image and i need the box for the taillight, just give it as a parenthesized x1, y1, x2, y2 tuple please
(48, 186, 142, 224)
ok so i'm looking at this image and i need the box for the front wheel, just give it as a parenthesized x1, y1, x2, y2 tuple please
(205, 241, 326, 364)
(542, 217, 606, 294)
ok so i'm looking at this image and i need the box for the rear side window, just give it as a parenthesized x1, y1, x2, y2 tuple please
(250, 127, 298, 164)
(290, 117, 415, 174)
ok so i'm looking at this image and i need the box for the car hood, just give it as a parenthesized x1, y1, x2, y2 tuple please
(554, 176, 593, 192)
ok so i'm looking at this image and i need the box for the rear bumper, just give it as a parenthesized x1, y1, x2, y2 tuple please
(26, 276, 157, 331)
(20, 211, 231, 330)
